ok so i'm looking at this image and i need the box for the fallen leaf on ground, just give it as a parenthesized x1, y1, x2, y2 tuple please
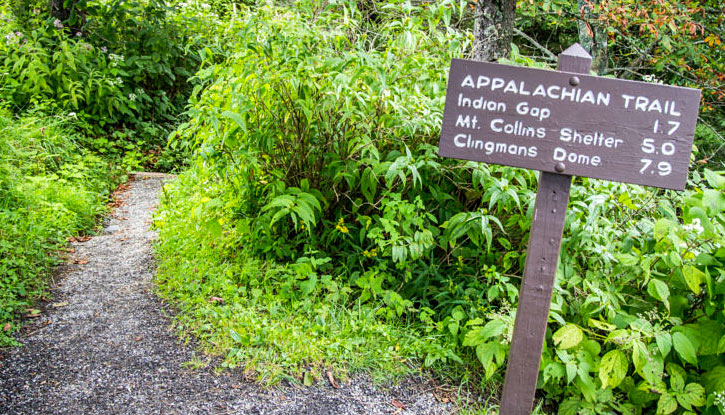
(52, 302, 69, 308)
(135, 336, 142, 341)
(207, 296, 225, 304)
(120, 237, 128, 242)
(68, 236, 91, 243)
(326, 371, 339, 389)
(73, 258, 89, 265)
(392, 399, 406, 409)
(2, 323, 10, 332)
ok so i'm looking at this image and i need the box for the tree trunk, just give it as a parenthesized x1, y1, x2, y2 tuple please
(577, 0, 608, 74)
(49, 0, 72, 22)
(472, 0, 516, 62)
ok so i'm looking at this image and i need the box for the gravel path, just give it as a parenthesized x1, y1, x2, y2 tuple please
(0, 173, 452, 415)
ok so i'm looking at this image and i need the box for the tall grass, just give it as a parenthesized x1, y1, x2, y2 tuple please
(0, 110, 118, 346)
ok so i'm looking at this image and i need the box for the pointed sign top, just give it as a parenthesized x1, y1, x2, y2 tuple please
(559, 43, 592, 59)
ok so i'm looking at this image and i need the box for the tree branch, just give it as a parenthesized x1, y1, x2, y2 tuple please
(513, 28, 557, 61)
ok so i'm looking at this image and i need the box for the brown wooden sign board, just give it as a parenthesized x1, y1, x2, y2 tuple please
(439, 56, 701, 190)
(437, 44, 700, 415)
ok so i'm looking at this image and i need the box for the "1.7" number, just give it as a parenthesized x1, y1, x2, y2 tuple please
(653, 119, 680, 135)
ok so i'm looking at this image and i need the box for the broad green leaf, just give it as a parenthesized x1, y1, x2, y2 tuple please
(558, 399, 580, 415)
(475, 342, 502, 379)
(647, 279, 670, 309)
(656, 332, 672, 358)
(204, 218, 222, 237)
(703, 188, 725, 214)
(463, 320, 506, 346)
(676, 383, 706, 410)
(672, 332, 698, 366)
(690, 319, 723, 355)
(553, 324, 584, 350)
(666, 363, 686, 392)
(701, 366, 725, 393)
(566, 361, 577, 383)
(657, 393, 677, 415)
(221, 110, 247, 132)
(599, 350, 628, 389)
(682, 265, 704, 294)
(703, 169, 725, 190)
(299, 274, 318, 295)
(654, 219, 676, 239)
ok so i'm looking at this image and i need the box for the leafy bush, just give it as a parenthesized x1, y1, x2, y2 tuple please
(154, 1, 725, 413)
(0, 0, 225, 172)
(0, 0, 207, 127)
(0, 110, 118, 346)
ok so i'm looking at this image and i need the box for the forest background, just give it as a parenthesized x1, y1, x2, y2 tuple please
(0, 0, 724, 414)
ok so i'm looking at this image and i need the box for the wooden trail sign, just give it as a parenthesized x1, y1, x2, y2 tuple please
(439, 49, 700, 190)
(437, 44, 700, 415)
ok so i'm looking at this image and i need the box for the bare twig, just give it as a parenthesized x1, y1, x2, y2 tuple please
(513, 28, 557, 61)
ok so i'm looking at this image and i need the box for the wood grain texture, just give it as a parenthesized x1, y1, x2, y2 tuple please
(498, 44, 591, 415)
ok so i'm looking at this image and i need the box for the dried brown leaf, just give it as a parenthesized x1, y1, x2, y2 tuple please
(392, 399, 406, 409)
(326, 371, 339, 389)
(207, 296, 225, 304)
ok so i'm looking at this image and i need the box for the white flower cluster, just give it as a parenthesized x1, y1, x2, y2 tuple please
(714, 391, 725, 410)
(108, 53, 125, 67)
(642, 74, 664, 85)
(4, 31, 23, 45)
(128, 93, 137, 102)
(177, 2, 210, 10)
(53, 19, 63, 29)
(682, 218, 704, 235)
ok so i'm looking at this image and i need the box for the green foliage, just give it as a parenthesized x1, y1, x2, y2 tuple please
(0, 0, 224, 172)
(154, 168, 445, 384)
(0, 110, 118, 346)
(0, 0, 207, 126)
(515, 0, 725, 165)
(151, 1, 725, 412)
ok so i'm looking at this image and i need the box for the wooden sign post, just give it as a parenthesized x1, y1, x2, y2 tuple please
(437, 44, 701, 415)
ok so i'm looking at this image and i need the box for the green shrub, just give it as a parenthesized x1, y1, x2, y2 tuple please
(0, 0, 208, 127)
(155, 1, 725, 412)
(0, 110, 118, 346)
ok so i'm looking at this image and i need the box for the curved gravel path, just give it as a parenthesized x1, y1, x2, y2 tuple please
(0, 173, 452, 415)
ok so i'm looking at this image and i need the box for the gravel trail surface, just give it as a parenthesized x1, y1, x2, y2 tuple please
(0, 173, 451, 415)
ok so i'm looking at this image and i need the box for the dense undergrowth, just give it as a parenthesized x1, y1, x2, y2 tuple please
(1, 0, 723, 413)
(0, 0, 216, 344)
(0, 110, 119, 346)
(154, 1, 725, 414)
(0, 0, 217, 171)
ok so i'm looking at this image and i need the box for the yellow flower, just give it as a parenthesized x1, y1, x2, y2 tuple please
(335, 217, 349, 234)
